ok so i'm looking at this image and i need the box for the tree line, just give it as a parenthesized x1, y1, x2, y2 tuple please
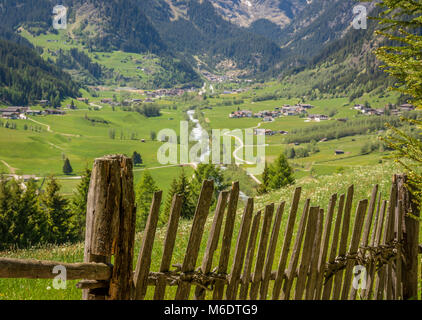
(284, 114, 420, 144)
(0, 152, 295, 249)
(0, 170, 91, 250)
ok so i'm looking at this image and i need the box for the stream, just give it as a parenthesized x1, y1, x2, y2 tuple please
(187, 110, 248, 202)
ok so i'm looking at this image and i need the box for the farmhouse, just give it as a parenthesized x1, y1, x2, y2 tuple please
(253, 128, 277, 136)
(45, 109, 66, 115)
(1, 112, 18, 119)
(77, 98, 89, 103)
(38, 100, 50, 106)
(308, 114, 329, 121)
(3, 107, 29, 113)
(254, 110, 281, 118)
(26, 110, 43, 116)
(101, 98, 113, 104)
(399, 104, 415, 111)
(298, 103, 315, 109)
(229, 110, 253, 118)
(354, 104, 365, 111)
(281, 104, 311, 116)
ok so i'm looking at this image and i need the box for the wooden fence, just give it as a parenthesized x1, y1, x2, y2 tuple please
(0, 155, 420, 300)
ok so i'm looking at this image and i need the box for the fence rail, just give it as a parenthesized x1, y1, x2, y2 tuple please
(0, 154, 420, 300)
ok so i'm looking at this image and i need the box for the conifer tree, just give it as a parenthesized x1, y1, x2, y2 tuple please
(369, 0, 422, 201)
(163, 169, 196, 220)
(257, 162, 270, 195)
(63, 158, 73, 175)
(268, 154, 295, 190)
(0, 177, 12, 247)
(132, 151, 143, 166)
(160, 178, 178, 226)
(21, 179, 47, 246)
(191, 164, 228, 208)
(70, 168, 91, 240)
(39, 177, 70, 243)
(135, 170, 158, 231)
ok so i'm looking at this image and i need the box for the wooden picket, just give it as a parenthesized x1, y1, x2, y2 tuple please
(0, 155, 420, 301)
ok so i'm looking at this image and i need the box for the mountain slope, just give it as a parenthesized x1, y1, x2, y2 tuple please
(0, 0, 203, 88)
(142, 0, 285, 75)
(278, 5, 394, 101)
(208, 0, 309, 28)
(0, 0, 287, 78)
(0, 38, 79, 106)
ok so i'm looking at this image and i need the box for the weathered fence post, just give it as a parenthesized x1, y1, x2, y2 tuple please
(396, 174, 420, 300)
(83, 155, 136, 300)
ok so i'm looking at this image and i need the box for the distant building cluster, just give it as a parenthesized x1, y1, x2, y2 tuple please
(222, 88, 248, 95)
(229, 103, 318, 122)
(354, 103, 416, 116)
(201, 70, 232, 83)
(254, 129, 289, 136)
(145, 88, 194, 99)
(0, 106, 65, 119)
(281, 104, 314, 116)
(307, 114, 329, 121)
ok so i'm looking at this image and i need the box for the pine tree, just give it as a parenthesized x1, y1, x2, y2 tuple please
(370, 0, 422, 108)
(164, 169, 196, 220)
(132, 151, 143, 166)
(135, 170, 158, 231)
(268, 154, 295, 190)
(39, 177, 70, 244)
(63, 158, 73, 175)
(161, 178, 178, 226)
(0, 177, 15, 247)
(370, 0, 422, 202)
(257, 162, 270, 195)
(69, 168, 91, 240)
(6, 179, 22, 245)
(21, 179, 48, 246)
(191, 164, 228, 208)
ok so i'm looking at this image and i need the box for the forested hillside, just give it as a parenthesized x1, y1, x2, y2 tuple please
(142, 0, 285, 74)
(0, 0, 402, 96)
(0, 38, 79, 106)
(0, 0, 202, 88)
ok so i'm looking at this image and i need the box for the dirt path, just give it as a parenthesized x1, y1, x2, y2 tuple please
(89, 102, 104, 110)
(222, 131, 262, 185)
(48, 142, 65, 151)
(28, 117, 81, 138)
(28, 118, 52, 132)
(1, 160, 16, 175)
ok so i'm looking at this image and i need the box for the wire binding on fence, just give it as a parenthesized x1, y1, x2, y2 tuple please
(325, 239, 405, 282)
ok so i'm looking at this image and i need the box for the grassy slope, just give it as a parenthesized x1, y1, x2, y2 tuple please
(200, 95, 396, 178)
(1, 161, 420, 300)
(19, 30, 164, 86)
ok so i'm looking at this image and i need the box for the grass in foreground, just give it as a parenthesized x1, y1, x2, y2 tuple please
(1, 162, 419, 300)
